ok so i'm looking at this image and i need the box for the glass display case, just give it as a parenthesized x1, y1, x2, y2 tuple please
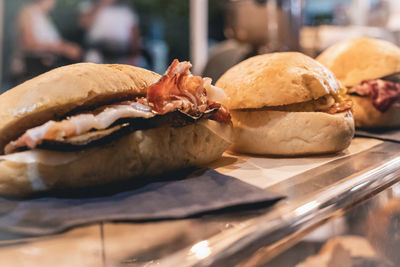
(0, 137, 398, 267)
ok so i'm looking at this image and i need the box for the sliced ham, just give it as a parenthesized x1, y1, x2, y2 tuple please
(143, 59, 230, 122)
(5, 103, 154, 153)
(353, 79, 400, 112)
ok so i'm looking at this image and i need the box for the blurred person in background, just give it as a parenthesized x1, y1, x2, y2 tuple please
(12, 0, 82, 84)
(79, 0, 149, 68)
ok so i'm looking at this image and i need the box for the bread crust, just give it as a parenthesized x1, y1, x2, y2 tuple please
(215, 52, 343, 109)
(0, 120, 232, 197)
(317, 37, 400, 128)
(229, 110, 354, 156)
(316, 37, 400, 87)
(350, 95, 400, 128)
(0, 63, 161, 154)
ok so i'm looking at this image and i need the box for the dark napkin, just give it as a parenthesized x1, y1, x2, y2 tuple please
(0, 169, 283, 236)
(355, 129, 400, 143)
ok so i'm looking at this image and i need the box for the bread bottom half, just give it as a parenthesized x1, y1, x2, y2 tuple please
(0, 120, 232, 197)
(230, 109, 354, 156)
(351, 95, 400, 129)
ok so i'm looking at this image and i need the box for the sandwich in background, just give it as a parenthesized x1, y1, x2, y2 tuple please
(317, 37, 400, 129)
(216, 52, 355, 156)
(0, 60, 232, 197)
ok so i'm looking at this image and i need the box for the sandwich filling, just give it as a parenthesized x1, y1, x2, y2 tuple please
(243, 92, 352, 114)
(5, 60, 231, 154)
(350, 77, 400, 112)
(264, 94, 352, 114)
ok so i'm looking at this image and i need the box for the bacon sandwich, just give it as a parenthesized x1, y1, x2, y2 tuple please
(317, 37, 400, 128)
(0, 60, 232, 196)
(216, 52, 354, 156)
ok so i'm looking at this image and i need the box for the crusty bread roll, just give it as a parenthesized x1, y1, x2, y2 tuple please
(0, 63, 232, 197)
(216, 52, 343, 109)
(0, 63, 161, 154)
(316, 37, 400, 87)
(317, 37, 400, 128)
(216, 52, 355, 156)
(0, 120, 231, 197)
(230, 110, 354, 155)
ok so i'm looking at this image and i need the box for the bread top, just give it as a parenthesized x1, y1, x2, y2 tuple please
(317, 37, 400, 87)
(215, 52, 342, 109)
(0, 63, 160, 154)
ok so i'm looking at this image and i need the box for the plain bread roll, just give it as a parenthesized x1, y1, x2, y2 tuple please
(316, 37, 400, 87)
(230, 110, 354, 156)
(216, 52, 343, 109)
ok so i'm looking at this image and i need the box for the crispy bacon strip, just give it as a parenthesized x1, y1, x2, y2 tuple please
(208, 103, 231, 123)
(353, 79, 400, 112)
(146, 59, 230, 122)
(326, 100, 353, 114)
(147, 59, 208, 116)
(312, 94, 352, 114)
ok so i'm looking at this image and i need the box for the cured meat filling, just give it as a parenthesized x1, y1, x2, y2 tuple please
(351, 79, 400, 112)
(5, 60, 230, 154)
(252, 94, 352, 114)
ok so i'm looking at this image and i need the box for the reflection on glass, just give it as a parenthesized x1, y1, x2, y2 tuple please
(189, 240, 211, 260)
(294, 201, 319, 217)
